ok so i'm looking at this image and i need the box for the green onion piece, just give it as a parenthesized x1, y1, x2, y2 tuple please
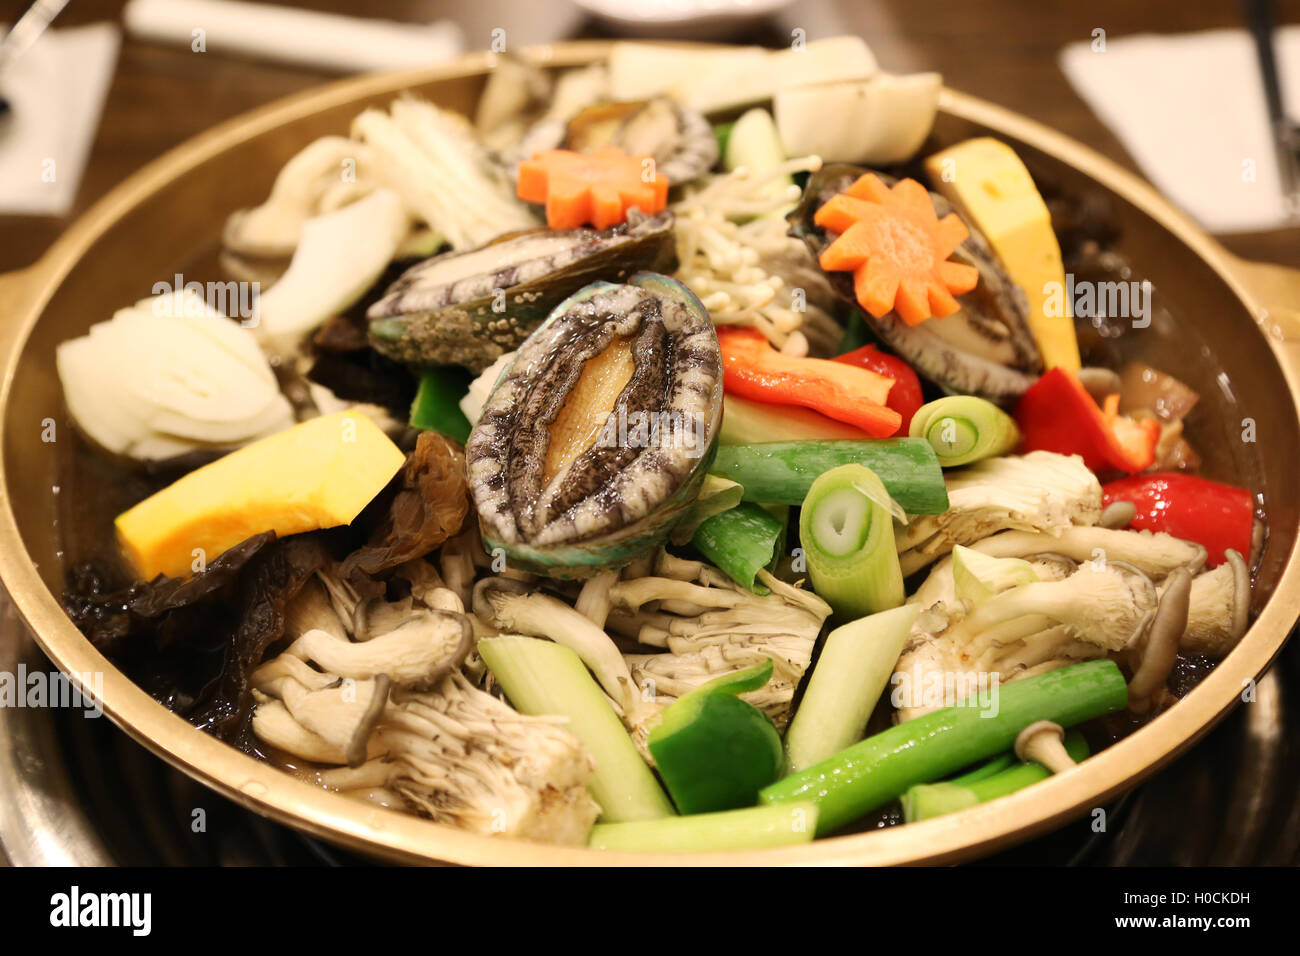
(952, 545, 1038, 606)
(692, 502, 784, 593)
(409, 366, 473, 443)
(759, 659, 1127, 835)
(479, 636, 674, 823)
(710, 439, 948, 514)
(670, 475, 745, 545)
(799, 464, 904, 619)
(783, 604, 921, 773)
(901, 731, 1090, 822)
(908, 395, 1020, 467)
(589, 802, 818, 853)
(947, 751, 1017, 785)
(763, 503, 790, 572)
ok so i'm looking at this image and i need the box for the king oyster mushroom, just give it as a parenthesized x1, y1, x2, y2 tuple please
(465, 272, 723, 577)
(790, 164, 1043, 403)
(514, 97, 718, 187)
(367, 209, 676, 372)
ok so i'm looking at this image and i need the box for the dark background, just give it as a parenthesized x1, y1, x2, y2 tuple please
(1, 0, 1298, 270)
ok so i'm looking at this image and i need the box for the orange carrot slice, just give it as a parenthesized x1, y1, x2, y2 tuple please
(813, 173, 980, 326)
(517, 146, 669, 230)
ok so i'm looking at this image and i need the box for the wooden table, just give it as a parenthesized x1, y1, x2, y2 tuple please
(1, 0, 1297, 271)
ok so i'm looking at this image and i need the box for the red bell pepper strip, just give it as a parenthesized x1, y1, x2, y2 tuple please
(717, 327, 902, 437)
(1014, 367, 1160, 474)
(833, 344, 924, 435)
(1102, 473, 1253, 567)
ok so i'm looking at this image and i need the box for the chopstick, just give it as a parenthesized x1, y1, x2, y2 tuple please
(1244, 0, 1300, 220)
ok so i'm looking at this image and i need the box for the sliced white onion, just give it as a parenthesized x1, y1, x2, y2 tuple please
(55, 289, 294, 460)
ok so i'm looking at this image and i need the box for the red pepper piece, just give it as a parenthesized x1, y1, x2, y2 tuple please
(1102, 473, 1253, 567)
(1014, 367, 1159, 474)
(717, 327, 902, 437)
(833, 344, 924, 435)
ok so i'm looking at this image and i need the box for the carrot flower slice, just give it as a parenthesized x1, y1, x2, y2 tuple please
(813, 174, 980, 326)
(517, 146, 669, 230)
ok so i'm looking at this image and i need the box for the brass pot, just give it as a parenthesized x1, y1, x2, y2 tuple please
(1, 42, 1297, 865)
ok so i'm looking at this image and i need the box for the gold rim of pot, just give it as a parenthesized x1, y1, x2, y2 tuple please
(0, 41, 1298, 866)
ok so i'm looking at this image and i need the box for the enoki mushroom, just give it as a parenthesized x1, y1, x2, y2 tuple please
(672, 156, 841, 356)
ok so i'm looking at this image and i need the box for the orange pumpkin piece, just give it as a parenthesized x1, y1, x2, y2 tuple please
(517, 146, 669, 230)
(813, 174, 980, 326)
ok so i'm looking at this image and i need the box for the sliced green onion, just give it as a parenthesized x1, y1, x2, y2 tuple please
(783, 604, 921, 773)
(901, 730, 1090, 822)
(759, 659, 1127, 835)
(951, 545, 1039, 606)
(589, 802, 818, 853)
(799, 464, 904, 619)
(709, 439, 948, 514)
(409, 366, 473, 443)
(692, 502, 784, 594)
(947, 751, 1017, 785)
(908, 396, 1020, 467)
(479, 636, 674, 823)
(670, 474, 745, 545)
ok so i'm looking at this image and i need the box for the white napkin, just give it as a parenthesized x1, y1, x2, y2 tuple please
(0, 23, 120, 217)
(1060, 28, 1300, 234)
(123, 0, 463, 75)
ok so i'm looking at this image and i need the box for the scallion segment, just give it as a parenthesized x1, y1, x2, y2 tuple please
(710, 439, 948, 514)
(799, 464, 905, 619)
(783, 604, 921, 773)
(589, 801, 818, 853)
(909, 396, 1020, 467)
(759, 659, 1128, 835)
(479, 636, 674, 823)
(691, 502, 784, 593)
(900, 730, 1090, 822)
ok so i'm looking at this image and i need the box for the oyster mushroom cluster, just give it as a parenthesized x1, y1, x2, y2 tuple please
(250, 561, 600, 844)
(465, 272, 723, 577)
(896, 486, 1250, 721)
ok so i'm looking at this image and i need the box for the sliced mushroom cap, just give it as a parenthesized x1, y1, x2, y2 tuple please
(285, 609, 472, 689)
(270, 674, 392, 767)
(1128, 567, 1192, 712)
(1179, 549, 1250, 658)
(970, 526, 1206, 578)
(251, 698, 359, 765)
